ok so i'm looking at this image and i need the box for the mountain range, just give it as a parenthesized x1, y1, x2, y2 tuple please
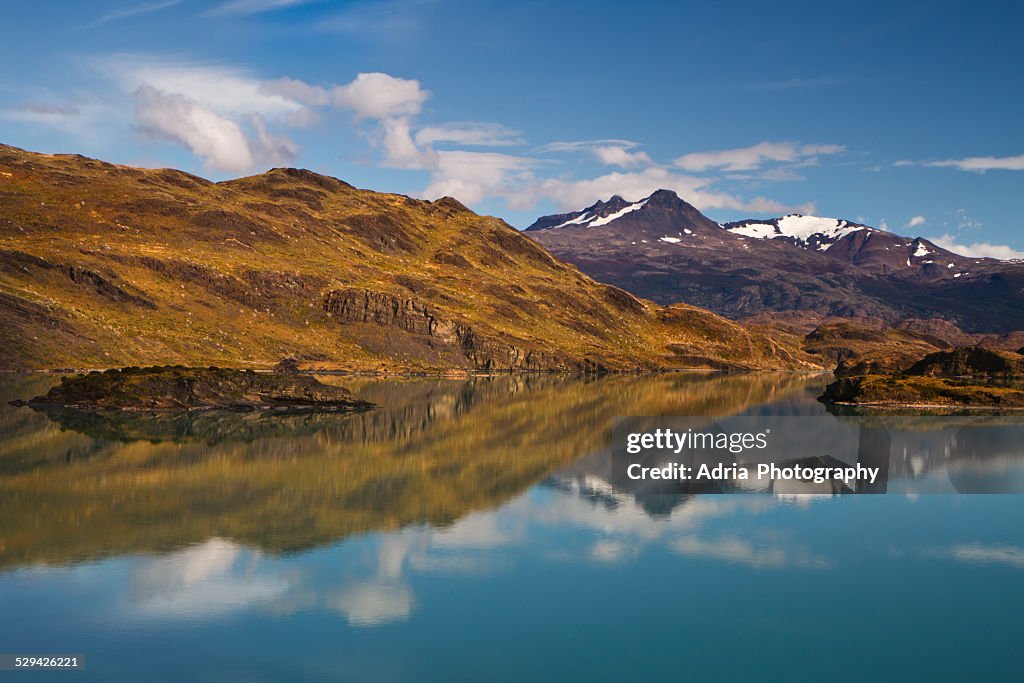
(0, 145, 813, 372)
(526, 191, 1024, 333)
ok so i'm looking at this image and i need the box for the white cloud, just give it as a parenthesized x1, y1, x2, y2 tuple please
(330, 73, 433, 171)
(207, 0, 320, 16)
(536, 139, 651, 168)
(97, 57, 309, 172)
(414, 122, 523, 147)
(134, 86, 297, 172)
(327, 579, 415, 626)
(332, 72, 429, 121)
(250, 115, 300, 166)
(589, 539, 639, 563)
(906, 215, 926, 228)
(0, 103, 81, 124)
(89, 56, 817, 213)
(928, 233, 1024, 260)
(536, 138, 639, 154)
(315, 0, 439, 39)
(591, 145, 652, 168)
(423, 151, 537, 205)
(925, 155, 1024, 172)
(725, 166, 807, 183)
(130, 539, 291, 619)
(260, 77, 330, 106)
(84, 0, 183, 28)
(941, 544, 1024, 568)
(325, 535, 418, 626)
(377, 117, 438, 169)
(673, 141, 844, 172)
(508, 167, 814, 214)
(135, 86, 257, 172)
(101, 56, 308, 120)
(671, 535, 830, 569)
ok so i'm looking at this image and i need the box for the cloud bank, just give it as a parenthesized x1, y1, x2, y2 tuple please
(5, 55, 830, 216)
(928, 233, 1024, 260)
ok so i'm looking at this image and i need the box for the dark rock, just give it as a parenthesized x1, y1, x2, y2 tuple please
(905, 347, 1024, 378)
(12, 366, 375, 412)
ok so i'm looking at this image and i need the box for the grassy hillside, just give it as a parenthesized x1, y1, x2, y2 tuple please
(0, 144, 818, 372)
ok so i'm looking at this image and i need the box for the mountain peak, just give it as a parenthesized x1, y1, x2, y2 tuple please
(523, 189, 724, 239)
(646, 189, 680, 202)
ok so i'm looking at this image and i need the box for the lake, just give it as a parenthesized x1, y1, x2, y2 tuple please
(2, 372, 1023, 682)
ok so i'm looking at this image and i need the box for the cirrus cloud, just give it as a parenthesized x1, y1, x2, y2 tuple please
(926, 155, 1024, 172)
(673, 141, 845, 172)
(537, 139, 652, 168)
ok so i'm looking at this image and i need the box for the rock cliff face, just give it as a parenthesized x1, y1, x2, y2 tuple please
(321, 287, 605, 371)
(905, 347, 1024, 378)
(0, 144, 817, 372)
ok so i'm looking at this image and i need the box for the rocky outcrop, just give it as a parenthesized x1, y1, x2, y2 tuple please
(821, 346, 1024, 407)
(820, 375, 1024, 408)
(324, 287, 460, 340)
(12, 366, 375, 412)
(905, 347, 1024, 378)
(322, 287, 605, 372)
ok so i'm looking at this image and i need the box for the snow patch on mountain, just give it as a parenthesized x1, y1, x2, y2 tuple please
(725, 215, 873, 250)
(589, 198, 649, 227)
(547, 197, 649, 229)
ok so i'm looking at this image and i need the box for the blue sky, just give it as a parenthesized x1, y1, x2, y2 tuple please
(2, 0, 1022, 255)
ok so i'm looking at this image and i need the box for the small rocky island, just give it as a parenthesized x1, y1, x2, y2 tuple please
(11, 365, 375, 412)
(821, 347, 1024, 408)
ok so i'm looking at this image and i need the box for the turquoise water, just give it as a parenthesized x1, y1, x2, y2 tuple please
(1, 373, 1023, 682)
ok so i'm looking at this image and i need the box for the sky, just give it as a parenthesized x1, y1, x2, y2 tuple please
(1, 0, 1022, 255)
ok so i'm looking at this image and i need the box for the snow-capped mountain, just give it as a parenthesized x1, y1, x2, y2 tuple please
(531, 195, 648, 230)
(525, 191, 1024, 332)
(526, 189, 724, 239)
(722, 214, 969, 275)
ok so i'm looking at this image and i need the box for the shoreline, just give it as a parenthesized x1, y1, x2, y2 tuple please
(826, 400, 1024, 411)
(0, 367, 832, 378)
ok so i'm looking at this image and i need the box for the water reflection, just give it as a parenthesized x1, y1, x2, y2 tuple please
(4, 374, 1024, 681)
(4, 372, 1024, 573)
(0, 372, 819, 569)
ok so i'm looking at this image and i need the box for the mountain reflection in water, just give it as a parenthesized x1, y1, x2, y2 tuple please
(0, 372, 815, 568)
(1, 372, 1023, 572)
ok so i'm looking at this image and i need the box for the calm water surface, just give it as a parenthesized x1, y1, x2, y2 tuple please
(1, 373, 1023, 682)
